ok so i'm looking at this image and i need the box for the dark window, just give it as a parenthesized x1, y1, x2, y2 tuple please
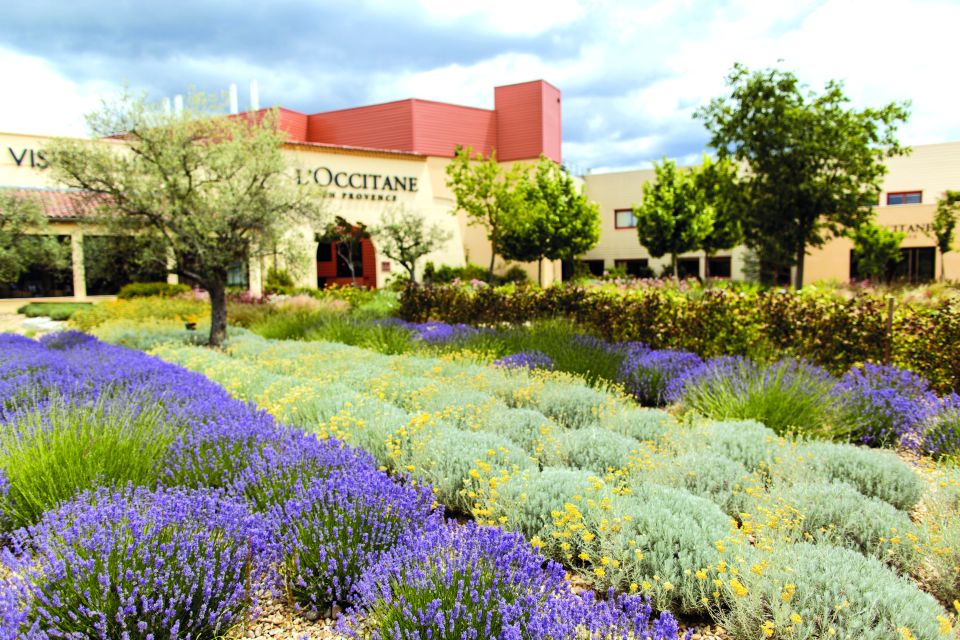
(0, 235, 74, 298)
(614, 259, 652, 278)
(886, 191, 922, 206)
(614, 209, 637, 229)
(335, 242, 364, 278)
(677, 257, 701, 280)
(706, 256, 732, 278)
(227, 261, 249, 288)
(581, 260, 605, 277)
(317, 241, 333, 263)
(850, 246, 936, 283)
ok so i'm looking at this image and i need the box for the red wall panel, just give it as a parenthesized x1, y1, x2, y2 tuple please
(306, 101, 415, 151)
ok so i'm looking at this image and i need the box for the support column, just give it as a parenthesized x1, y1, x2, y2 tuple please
(70, 232, 86, 300)
(166, 247, 179, 285)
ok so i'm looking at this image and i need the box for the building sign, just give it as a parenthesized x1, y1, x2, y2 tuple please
(6, 147, 48, 170)
(887, 223, 933, 235)
(295, 167, 418, 202)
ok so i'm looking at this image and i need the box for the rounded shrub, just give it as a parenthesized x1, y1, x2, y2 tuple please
(697, 420, 780, 473)
(800, 441, 924, 511)
(0, 395, 179, 530)
(770, 481, 921, 573)
(5, 485, 272, 639)
(716, 543, 950, 640)
(599, 407, 674, 444)
(345, 521, 682, 640)
(618, 348, 703, 406)
(651, 451, 754, 518)
(559, 427, 643, 473)
(493, 466, 597, 544)
(532, 379, 617, 429)
(485, 406, 566, 466)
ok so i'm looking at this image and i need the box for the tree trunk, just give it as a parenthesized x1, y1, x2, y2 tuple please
(794, 243, 805, 291)
(672, 253, 678, 280)
(207, 278, 228, 348)
(406, 262, 416, 283)
(538, 258, 543, 287)
(488, 234, 497, 283)
(941, 252, 946, 282)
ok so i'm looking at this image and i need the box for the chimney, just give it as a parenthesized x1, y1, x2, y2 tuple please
(250, 80, 260, 111)
(162, 97, 171, 115)
(173, 94, 184, 115)
(229, 83, 239, 114)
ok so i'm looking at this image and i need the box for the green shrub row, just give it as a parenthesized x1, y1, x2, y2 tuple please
(398, 284, 960, 392)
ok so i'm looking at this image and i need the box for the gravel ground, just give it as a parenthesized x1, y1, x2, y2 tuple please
(232, 599, 349, 640)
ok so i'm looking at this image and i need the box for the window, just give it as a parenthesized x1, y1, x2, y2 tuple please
(614, 259, 652, 278)
(706, 256, 732, 278)
(886, 191, 922, 206)
(614, 209, 637, 229)
(677, 257, 701, 280)
(581, 260, 605, 276)
(227, 262, 248, 288)
(316, 241, 333, 263)
(850, 246, 935, 283)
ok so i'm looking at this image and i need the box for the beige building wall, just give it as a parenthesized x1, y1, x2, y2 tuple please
(582, 167, 744, 278)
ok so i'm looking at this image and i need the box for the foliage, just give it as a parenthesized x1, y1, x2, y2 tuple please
(498, 155, 600, 284)
(69, 295, 210, 330)
(5, 485, 273, 640)
(679, 357, 841, 437)
(652, 451, 753, 518)
(618, 346, 703, 406)
(0, 192, 70, 285)
(696, 63, 909, 288)
(634, 158, 714, 278)
(850, 222, 905, 282)
(715, 543, 949, 640)
(445, 145, 525, 279)
(321, 215, 371, 286)
(696, 155, 746, 259)
(44, 90, 327, 346)
(116, 281, 191, 299)
(933, 190, 960, 280)
(15, 301, 92, 320)
(0, 395, 179, 530)
(371, 205, 451, 281)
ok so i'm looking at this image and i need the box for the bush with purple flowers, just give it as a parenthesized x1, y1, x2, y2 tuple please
(345, 521, 681, 640)
(493, 350, 556, 371)
(3, 485, 273, 639)
(618, 348, 703, 406)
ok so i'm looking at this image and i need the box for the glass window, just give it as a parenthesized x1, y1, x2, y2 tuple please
(317, 241, 333, 263)
(581, 260, 605, 276)
(677, 257, 701, 280)
(227, 262, 249, 288)
(886, 191, 922, 205)
(615, 209, 637, 229)
(614, 259, 651, 277)
(706, 256, 732, 278)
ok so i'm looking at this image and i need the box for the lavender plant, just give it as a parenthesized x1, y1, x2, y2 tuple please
(618, 348, 703, 406)
(493, 350, 557, 371)
(5, 485, 273, 639)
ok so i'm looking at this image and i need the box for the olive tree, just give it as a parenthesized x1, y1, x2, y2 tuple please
(0, 193, 70, 285)
(371, 205, 451, 282)
(45, 92, 327, 346)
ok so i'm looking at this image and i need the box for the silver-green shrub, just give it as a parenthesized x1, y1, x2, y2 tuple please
(801, 442, 924, 511)
(717, 543, 949, 640)
(598, 408, 673, 443)
(485, 406, 566, 467)
(648, 451, 754, 518)
(770, 481, 921, 573)
(558, 427, 643, 473)
(494, 467, 596, 543)
(696, 420, 780, 473)
(530, 381, 615, 429)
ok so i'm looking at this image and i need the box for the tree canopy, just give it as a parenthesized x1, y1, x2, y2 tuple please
(371, 205, 451, 282)
(634, 158, 714, 279)
(696, 63, 910, 288)
(850, 222, 904, 282)
(445, 145, 524, 281)
(44, 92, 327, 346)
(0, 193, 70, 287)
(498, 156, 600, 284)
(933, 190, 960, 281)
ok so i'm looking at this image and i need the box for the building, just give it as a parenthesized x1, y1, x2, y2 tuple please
(581, 141, 960, 284)
(0, 80, 562, 300)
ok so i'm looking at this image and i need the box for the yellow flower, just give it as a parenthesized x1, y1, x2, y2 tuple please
(695, 569, 708, 581)
(594, 567, 606, 578)
(899, 628, 916, 640)
(641, 580, 652, 591)
(790, 613, 802, 625)
(937, 616, 953, 635)
(761, 621, 775, 637)
(578, 551, 590, 561)
(729, 579, 749, 597)
(629, 583, 638, 593)
(662, 582, 674, 591)
(530, 536, 543, 549)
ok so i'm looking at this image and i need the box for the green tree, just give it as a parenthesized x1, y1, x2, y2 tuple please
(322, 216, 370, 286)
(933, 190, 960, 281)
(0, 193, 70, 285)
(499, 156, 600, 285)
(634, 158, 714, 279)
(445, 145, 524, 281)
(694, 155, 745, 274)
(850, 222, 904, 282)
(44, 92, 327, 346)
(696, 63, 910, 289)
(371, 205, 451, 282)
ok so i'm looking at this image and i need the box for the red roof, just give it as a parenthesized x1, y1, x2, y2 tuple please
(1, 188, 102, 220)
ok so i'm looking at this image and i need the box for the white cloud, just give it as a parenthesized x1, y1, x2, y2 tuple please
(414, 0, 587, 35)
(0, 47, 112, 138)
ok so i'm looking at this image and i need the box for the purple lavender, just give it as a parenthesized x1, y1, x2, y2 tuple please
(833, 363, 941, 449)
(919, 392, 960, 458)
(493, 350, 556, 371)
(618, 348, 704, 406)
(377, 318, 482, 345)
(4, 485, 274, 639)
(345, 521, 681, 640)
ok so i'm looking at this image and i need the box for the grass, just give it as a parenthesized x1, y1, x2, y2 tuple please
(16, 302, 93, 321)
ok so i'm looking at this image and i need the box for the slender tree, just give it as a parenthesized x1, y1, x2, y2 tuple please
(696, 63, 909, 289)
(45, 92, 328, 346)
(445, 145, 524, 281)
(694, 155, 745, 275)
(322, 216, 370, 286)
(849, 222, 904, 282)
(0, 193, 70, 286)
(634, 158, 714, 279)
(933, 190, 960, 281)
(371, 205, 451, 282)
(498, 156, 600, 285)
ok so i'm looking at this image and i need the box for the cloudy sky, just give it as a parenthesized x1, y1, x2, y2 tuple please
(1, 0, 957, 172)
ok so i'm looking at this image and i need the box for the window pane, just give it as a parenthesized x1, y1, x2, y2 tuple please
(905, 192, 922, 204)
(887, 193, 904, 205)
(707, 257, 731, 278)
(615, 210, 635, 228)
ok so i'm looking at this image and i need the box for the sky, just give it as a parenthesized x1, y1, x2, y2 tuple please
(1, 0, 958, 173)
